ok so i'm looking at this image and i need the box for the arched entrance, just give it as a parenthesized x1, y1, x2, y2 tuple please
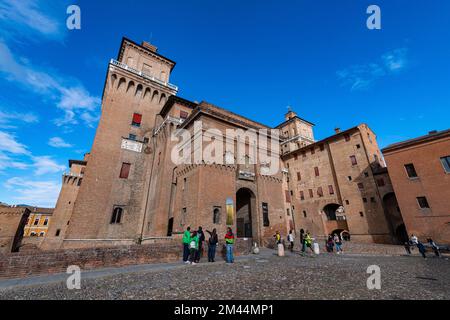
(382, 192, 405, 244)
(323, 203, 340, 220)
(323, 203, 348, 237)
(395, 224, 408, 243)
(331, 229, 351, 241)
(236, 188, 255, 238)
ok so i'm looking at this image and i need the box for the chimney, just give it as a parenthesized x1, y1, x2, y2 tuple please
(334, 128, 341, 134)
(141, 41, 158, 53)
(428, 130, 438, 135)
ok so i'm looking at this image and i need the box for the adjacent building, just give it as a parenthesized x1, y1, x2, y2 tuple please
(281, 122, 404, 243)
(23, 207, 54, 237)
(382, 129, 450, 244)
(0, 205, 30, 254)
(41, 38, 402, 250)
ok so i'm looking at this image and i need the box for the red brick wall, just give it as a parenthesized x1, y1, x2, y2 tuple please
(383, 135, 450, 244)
(0, 239, 251, 280)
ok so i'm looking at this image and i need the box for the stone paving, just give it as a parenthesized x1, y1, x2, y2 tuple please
(1, 248, 449, 300)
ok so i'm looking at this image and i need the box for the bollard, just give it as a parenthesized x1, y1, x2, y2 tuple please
(277, 243, 285, 256)
(313, 242, 320, 255)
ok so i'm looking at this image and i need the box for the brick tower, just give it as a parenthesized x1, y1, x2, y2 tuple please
(61, 38, 178, 248)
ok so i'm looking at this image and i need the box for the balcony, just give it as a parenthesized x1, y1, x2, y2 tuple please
(63, 172, 83, 178)
(110, 59, 178, 92)
(281, 134, 315, 145)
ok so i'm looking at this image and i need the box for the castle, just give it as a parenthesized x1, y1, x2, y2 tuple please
(41, 38, 404, 250)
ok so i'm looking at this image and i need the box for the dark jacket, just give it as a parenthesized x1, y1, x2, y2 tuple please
(207, 231, 218, 245)
(198, 230, 205, 243)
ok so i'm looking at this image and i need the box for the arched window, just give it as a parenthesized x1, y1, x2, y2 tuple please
(213, 207, 221, 224)
(111, 207, 123, 224)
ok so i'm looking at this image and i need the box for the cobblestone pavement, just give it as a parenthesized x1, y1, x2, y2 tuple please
(1, 250, 449, 300)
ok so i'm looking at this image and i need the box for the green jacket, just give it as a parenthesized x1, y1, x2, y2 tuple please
(305, 234, 312, 245)
(182, 230, 191, 244)
(190, 235, 199, 250)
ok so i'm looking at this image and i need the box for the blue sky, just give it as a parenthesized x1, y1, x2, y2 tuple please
(0, 0, 449, 207)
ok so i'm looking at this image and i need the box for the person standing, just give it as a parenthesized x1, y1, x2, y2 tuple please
(334, 233, 343, 254)
(287, 230, 295, 252)
(304, 231, 314, 253)
(410, 234, 418, 246)
(182, 226, 191, 263)
(225, 227, 235, 263)
(417, 240, 427, 259)
(299, 229, 306, 255)
(404, 241, 412, 255)
(274, 231, 282, 245)
(206, 228, 218, 262)
(427, 238, 441, 258)
(189, 231, 199, 264)
(326, 235, 334, 253)
(196, 226, 205, 263)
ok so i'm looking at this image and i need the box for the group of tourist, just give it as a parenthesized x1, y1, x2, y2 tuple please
(182, 226, 235, 264)
(404, 234, 441, 259)
(182, 227, 443, 263)
(325, 233, 344, 254)
(277, 229, 343, 255)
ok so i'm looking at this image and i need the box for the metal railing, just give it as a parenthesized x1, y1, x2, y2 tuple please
(110, 59, 178, 92)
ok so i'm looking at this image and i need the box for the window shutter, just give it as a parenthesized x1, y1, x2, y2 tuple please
(328, 185, 334, 195)
(317, 187, 323, 197)
(120, 163, 131, 179)
(132, 113, 142, 125)
(314, 167, 319, 176)
(285, 190, 291, 203)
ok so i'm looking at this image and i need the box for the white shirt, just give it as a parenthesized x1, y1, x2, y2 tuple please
(288, 234, 295, 242)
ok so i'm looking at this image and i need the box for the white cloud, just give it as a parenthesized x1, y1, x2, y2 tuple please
(0, 0, 65, 41)
(0, 130, 66, 178)
(4, 177, 61, 207)
(0, 152, 29, 172)
(0, 40, 100, 128)
(32, 155, 66, 175)
(382, 48, 408, 72)
(0, 109, 38, 129)
(337, 48, 408, 91)
(48, 136, 72, 148)
(0, 130, 29, 155)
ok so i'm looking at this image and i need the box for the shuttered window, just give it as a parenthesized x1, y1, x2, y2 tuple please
(300, 191, 305, 200)
(119, 163, 131, 179)
(131, 113, 142, 126)
(317, 187, 323, 197)
(285, 190, 291, 203)
(328, 185, 334, 195)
